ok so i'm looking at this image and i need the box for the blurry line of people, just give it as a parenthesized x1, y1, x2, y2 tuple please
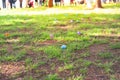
(9, 0, 17, 8)
(1, 0, 22, 9)
(0, 0, 119, 10)
(0, 0, 33, 9)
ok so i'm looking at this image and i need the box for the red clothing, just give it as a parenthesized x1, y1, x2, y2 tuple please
(28, 0, 34, 7)
(70, 0, 74, 4)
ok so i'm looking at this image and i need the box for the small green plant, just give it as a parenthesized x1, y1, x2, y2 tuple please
(59, 50, 71, 63)
(27, 61, 46, 70)
(0, 55, 15, 62)
(24, 76, 36, 80)
(97, 62, 113, 73)
(110, 42, 120, 49)
(82, 60, 92, 67)
(30, 63, 40, 70)
(58, 63, 74, 72)
(67, 41, 92, 52)
(110, 75, 117, 80)
(93, 39, 108, 44)
(45, 74, 60, 80)
(79, 68, 87, 75)
(0, 48, 7, 55)
(13, 45, 23, 50)
(0, 49, 27, 62)
(43, 46, 61, 58)
(68, 75, 84, 80)
(15, 50, 27, 61)
(25, 58, 33, 65)
(98, 52, 113, 59)
(80, 52, 90, 58)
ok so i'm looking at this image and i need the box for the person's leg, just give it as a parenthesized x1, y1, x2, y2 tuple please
(10, 2, 12, 8)
(40, 0, 42, 6)
(12, 2, 16, 8)
(20, 2, 22, 8)
(2, 0, 6, 8)
(31, 1, 34, 7)
(29, 2, 33, 7)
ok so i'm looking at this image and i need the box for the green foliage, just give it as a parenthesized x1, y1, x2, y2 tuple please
(0, 49, 26, 62)
(25, 58, 33, 65)
(79, 68, 87, 75)
(68, 75, 84, 80)
(82, 60, 92, 67)
(93, 39, 109, 44)
(80, 52, 90, 58)
(110, 42, 120, 49)
(43, 46, 61, 58)
(45, 74, 60, 80)
(110, 75, 117, 80)
(15, 50, 26, 61)
(24, 76, 36, 80)
(97, 62, 113, 73)
(67, 41, 92, 52)
(0, 48, 7, 55)
(58, 63, 74, 72)
(98, 52, 113, 59)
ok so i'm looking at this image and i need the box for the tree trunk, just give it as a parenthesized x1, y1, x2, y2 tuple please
(95, 0, 102, 8)
(48, 0, 53, 7)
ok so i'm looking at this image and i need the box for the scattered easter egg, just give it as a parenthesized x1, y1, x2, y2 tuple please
(50, 34, 54, 39)
(61, 45, 67, 49)
(70, 20, 73, 23)
(4, 33, 10, 37)
(77, 31, 81, 35)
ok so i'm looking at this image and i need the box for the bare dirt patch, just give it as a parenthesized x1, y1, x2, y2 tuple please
(0, 62, 25, 80)
(73, 43, 120, 80)
(35, 40, 58, 46)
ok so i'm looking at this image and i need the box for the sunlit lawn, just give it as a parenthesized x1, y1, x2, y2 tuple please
(0, 3, 120, 80)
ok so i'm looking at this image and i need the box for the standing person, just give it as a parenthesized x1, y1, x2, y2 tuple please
(55, 0, 61, 6)
(8, 0, 17, 9)
(19, 0, 23, 8)
(26, 0, 29, 7)
(12, 0, 17, 8)
(35, 0, 42, 6)
(28, 0, 34, 8)
(43, 0, 45, 5)
(39, 0, 43, 6)
(2, 0, 6, 8)
(60, 0, 64, 6)
(70, 0, 74, 5)
(8, 0, 13, 8)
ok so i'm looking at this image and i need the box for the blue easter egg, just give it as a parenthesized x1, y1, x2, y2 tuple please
(77, 31, 81, 35)
(61, 45, 67, 49)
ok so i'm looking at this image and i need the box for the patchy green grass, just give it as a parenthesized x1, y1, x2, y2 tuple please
(0, 3, 120, 80)
(98, 52, 113, 59)
(110, 42, 120, 49)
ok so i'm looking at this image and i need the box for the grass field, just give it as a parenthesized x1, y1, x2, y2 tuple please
(0, 3, 120, 80)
